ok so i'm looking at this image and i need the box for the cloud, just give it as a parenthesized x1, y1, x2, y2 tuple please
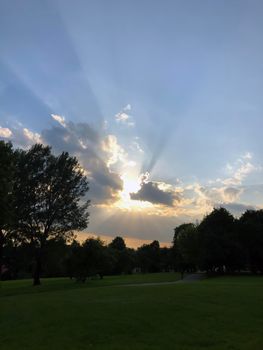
(87, 205, 182, 242)
(196, 185, 243, 204)
(115, 105, 135, 127)
(126, 160, 136, 167)
(130, 173, 181, 207)
(101, 134, 127, 167)
(4, 116, 124, 205)
(223, 153, 260, 186)
(243, 152, 252, 160)
(4, 119, 262, 226)
(42, 118, 123, 204)
(218, 203, 256, 217)
(223, 187, 243, 202)
(51, 114, 66, 127)
(22, 128, 42, 144)
(0, 124, 42, 148)
(123, 104, 131, 111)
(187, 152, 262, 217)
(115, 112, 130, 122)
(0, 127, 12, 138)
(130, 138, 144, 153)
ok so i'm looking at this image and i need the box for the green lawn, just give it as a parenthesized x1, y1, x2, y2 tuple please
(0, 272, 181, 297)
(1, 273, 263, 350)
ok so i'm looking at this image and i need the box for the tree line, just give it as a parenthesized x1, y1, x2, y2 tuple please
(3, 234, 170, 282)
(1, 141, 263, 285)
(173, 207, 263, 276)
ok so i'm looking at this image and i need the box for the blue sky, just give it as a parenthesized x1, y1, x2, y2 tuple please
(1, 0, 263, 245)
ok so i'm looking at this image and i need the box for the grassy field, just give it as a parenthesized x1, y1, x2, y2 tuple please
(1, 273, 263, 350)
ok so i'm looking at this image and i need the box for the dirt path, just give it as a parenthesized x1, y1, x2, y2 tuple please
(124, 273, 206, 287)
(181, 273, 206, 282)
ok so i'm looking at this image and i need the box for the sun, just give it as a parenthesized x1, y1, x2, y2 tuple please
(115, 173, 153, 211)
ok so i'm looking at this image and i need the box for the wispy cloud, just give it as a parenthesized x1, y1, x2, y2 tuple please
(184, 152, 263, 217)
(123, 104, 131, 111)
(51, 114, 66, 127)
(222, 153, 260, 186)
(115, 104, 135, 127)
(23, 128, 42, 144)
(130, 137, 144, 153)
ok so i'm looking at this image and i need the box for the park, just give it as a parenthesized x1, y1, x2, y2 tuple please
(1, 273, 263, 350)
(1, 141, 263, 349)
(1, 2, 263, 348)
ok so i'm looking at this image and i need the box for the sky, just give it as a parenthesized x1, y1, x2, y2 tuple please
(1, 0, 263, 246)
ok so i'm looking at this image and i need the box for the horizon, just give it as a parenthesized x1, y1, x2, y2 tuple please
(76, 231, 171, 249)
(1, 0, 263, 244)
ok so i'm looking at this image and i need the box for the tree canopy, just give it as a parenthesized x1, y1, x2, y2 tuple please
(0, 141, 15, 279)
(12, 143, 90, 285)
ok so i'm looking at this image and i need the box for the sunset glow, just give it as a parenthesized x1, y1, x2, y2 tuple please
(1, 0, 263, 243)
(116, 174, 154, 211)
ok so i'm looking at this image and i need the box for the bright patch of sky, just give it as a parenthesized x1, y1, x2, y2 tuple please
(1, 0, 263, 244)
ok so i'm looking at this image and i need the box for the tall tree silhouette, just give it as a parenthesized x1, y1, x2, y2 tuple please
(172, 223, 198, 278)
(197, 207, 236, 273)
(13, 144, 90, 285)
(109, 236, 135, 274)
(0, 141, 15, 280)
(239, 210, 263, 273)
(137, 240, 161, 273)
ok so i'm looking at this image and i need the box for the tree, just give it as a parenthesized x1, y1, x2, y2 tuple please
(109, 236, 126, 251)
(67, 238, 112, 281)
(197, 207, 237, 273)
(108, 236, 135, 274)
(0, 141, 15, 280)
(239, 210, 263, 273)
(13, 144, 90, 285)
(81, 238, 109, 279)
(137, 240, 161, 273)
(44, 237, 69, 277)
(160, 247, 173, 272)
(172, 223, 198, 278)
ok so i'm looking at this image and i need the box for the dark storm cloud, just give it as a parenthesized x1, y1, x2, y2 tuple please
(130, 181, 181, 207)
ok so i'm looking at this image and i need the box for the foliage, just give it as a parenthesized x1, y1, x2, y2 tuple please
(137, 240, 161, 273)
(12, 144, 90, 285)
(171, 207, 263, 275)
(197, 208, 236, 272)
(0, 141, 15, 279)
(68, 238, 110, 281)
(239, 210, 263, 273)
(172, 223, 198, 276)
(108, 236, 136, 274)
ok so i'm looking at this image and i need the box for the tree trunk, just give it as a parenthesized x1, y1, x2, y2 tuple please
(33, 248, 42, 286)
(0, 230, 5, 281)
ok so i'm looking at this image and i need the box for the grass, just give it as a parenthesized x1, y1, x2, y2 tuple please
(0, 272, 181, 297)
(1, 273, 263, 350)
